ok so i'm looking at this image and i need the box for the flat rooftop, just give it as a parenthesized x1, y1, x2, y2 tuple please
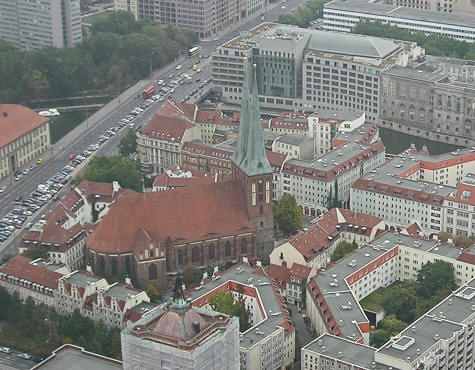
(312, 109, 364, 122)
(188, 264, 288, 349)
(63, 271, 103, 288)
(276, 133, 312, 146)
(325, 0, 475, 28)
(303, 334, 390, 368)
(104, 283, 141, 301)
(33, 345, 122, 370)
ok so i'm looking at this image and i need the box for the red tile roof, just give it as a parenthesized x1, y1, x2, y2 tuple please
(266, 151, 287, 170)
(290, 263, 311, 280)
(87, 180, 254, 254)
(0, 255, 62, 289)
(0, 104, 49, 148)
(445, 183, 475, 206)
(182, 141, 233, 159)
(268, 264, 291, 289)
(404, 222, 421, 237)
(270, 111, 309, 131)
(153, 168, 223, 189)
(158, 99, 196, 121)
(76, 180, 114, 197)
(141, 114, 195, 143)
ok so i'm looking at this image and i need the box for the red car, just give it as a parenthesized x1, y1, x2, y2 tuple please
(69, 154, 75, 160)
(53, 195, 59, 201)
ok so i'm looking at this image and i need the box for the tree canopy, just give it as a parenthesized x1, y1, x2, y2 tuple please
(278, 0, 330, 27)
(22, 246, 48, 260)
(330, 240, 358, 262)
(382, 281, 418, 323)
(0, 11, 198, 103)
(119, 129, 137, 157)
(209, 290, 251, 332)
(182, 265, 202, 289)
(77, 155, 143, 192)
(274, 194, 303, 236)
(145, 284, 161, 303)
(353, 20, 475, 60)
(416, 261, 456, 298)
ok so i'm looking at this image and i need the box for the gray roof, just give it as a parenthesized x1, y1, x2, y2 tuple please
(63, 271, 103, 288)
(307, 29, 400, 59)
(104, 283, 141, 301)
(189, 264, 288, 349)
(303, 334, 390, 369)
(325, 0, 475, 28)
(276, 133, 313, 146)
(33, 345, 122, 370)
(311, 109, 364, 122)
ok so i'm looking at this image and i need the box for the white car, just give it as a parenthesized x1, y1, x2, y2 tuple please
(176, 65, 182, 70)
(0, 347, 11, 354)
(0, 186, 5, 193)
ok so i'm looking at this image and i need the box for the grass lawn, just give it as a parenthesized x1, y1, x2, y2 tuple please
(82, 10, 113, 24)
(359, 281, 405, 312)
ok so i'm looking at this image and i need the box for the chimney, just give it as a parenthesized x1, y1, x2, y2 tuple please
(192, 321, 200, 333)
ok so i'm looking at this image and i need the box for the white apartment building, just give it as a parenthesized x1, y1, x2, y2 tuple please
(305, 230, 475, 350)
(189, 263, 295, 370)
(114, 0, 138, 19)
(324, 0, 475, 43)
(282, 124, 385, 215)
(0, 0, 81, 50)
(351, 147, 475, 237)
(271, 133, 314, 160)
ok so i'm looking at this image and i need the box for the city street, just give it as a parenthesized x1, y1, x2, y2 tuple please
(0, 0, 306, 259)
(0, 351, 37, 370)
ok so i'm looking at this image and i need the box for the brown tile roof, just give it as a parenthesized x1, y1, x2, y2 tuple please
(290, 263, 311, 280)
(445, 183, 475, 206)
(182, 141, 233, 159)
(270, 111, 309, 130)
(76, 180, 114, 197)
(268, 264, 291, 288)
(140, 114, 195, 142)
(404, 222, 421, 237)
(87, 180, 254, 254)
(158, 99, 197, 121)
(0, 104, 49, 148)
(266, 151, 287, 170)
(0, 255, 62, 289)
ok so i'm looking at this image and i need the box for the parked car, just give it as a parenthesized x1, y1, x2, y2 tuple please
(0, 347, 11, 354)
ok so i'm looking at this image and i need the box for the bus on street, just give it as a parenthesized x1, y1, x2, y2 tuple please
(142, 86, 155, 99)
(188, 46, 200, 58)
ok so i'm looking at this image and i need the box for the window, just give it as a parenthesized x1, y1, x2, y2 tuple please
(192, 247, 200, 262)
(209, 244, 215, 260)
(225, 241, 231, 257)
(177, 250, 183, 266)
(149, 263, 157, 280)
(241, 239, 248, 254)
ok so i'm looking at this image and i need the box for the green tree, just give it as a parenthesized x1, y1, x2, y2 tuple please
(301, 279, 307, 307)
(382, 282, 417, 323)
(0, 286, 10, 320)
(78, 155, 143, 192)
(454, 236, 473, 249)
(22, 246, 48, 260)
(417, 261, 456, 298)
(370, 330, 390, 348)
(119, 129, 137, 156)
(330, 240, 358, 262)
(182, 265, 202, 289)
(379, 314, 408, 335)
(209, 290, 251, 332)
(145, 284, 161, 302)
(437, 231, 451, 243)
(278, 0, 330, 27)
(274, 194, 303, 236)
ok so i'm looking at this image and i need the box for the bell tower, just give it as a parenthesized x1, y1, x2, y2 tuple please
(232, 59, 274, 263)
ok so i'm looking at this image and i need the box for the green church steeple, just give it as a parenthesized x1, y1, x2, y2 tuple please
(232, 59, 272, 176)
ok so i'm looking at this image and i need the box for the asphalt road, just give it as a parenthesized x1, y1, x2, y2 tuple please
(0, 0, 306, 259)
(0, 351, 37, 370)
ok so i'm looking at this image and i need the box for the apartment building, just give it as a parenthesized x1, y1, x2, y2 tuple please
(305, 231, 475, 349)
(212, 23, 420, 123)
(379, 62, 475, 147)
(281, 123, 385, 214)
(114, 0, 138, 19)
(268, 263, 312, 305)
(270, 208, 384, 271)
(87, 283, 150, 329)
(324, 0, 475, 43)
(272, 133, 314, 160)
(303, 277, 475, 369)
(189, 262, 295, 370)
(0, 105, 50, 180)
(350, 146, 475, 236)
(0, 256, 66, 307)
(0, 0, 81, 50)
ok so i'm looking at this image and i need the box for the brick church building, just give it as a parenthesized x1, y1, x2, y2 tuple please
(85, 61, 274, 289)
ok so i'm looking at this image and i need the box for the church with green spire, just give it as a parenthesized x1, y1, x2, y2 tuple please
(232, 59, 275, 263)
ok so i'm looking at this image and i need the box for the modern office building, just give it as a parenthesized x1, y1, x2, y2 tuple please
(0, 104, 51, 180)
(114, 0, 138, 19)
(323, 0, 475, 43)
(379, 61, 475, 147)
(136, 0, 245, 38)
(212, 23, 421, 123)
(384, 0, 475, 15)
(0, 0, 82, 50)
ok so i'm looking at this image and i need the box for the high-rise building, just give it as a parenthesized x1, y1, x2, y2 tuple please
(114, 0, 138, 19)
(0, 0, 82, 50)
(121, 275, 240, 370)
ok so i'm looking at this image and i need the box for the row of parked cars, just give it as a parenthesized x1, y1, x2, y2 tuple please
(0, 346, 41, 363)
